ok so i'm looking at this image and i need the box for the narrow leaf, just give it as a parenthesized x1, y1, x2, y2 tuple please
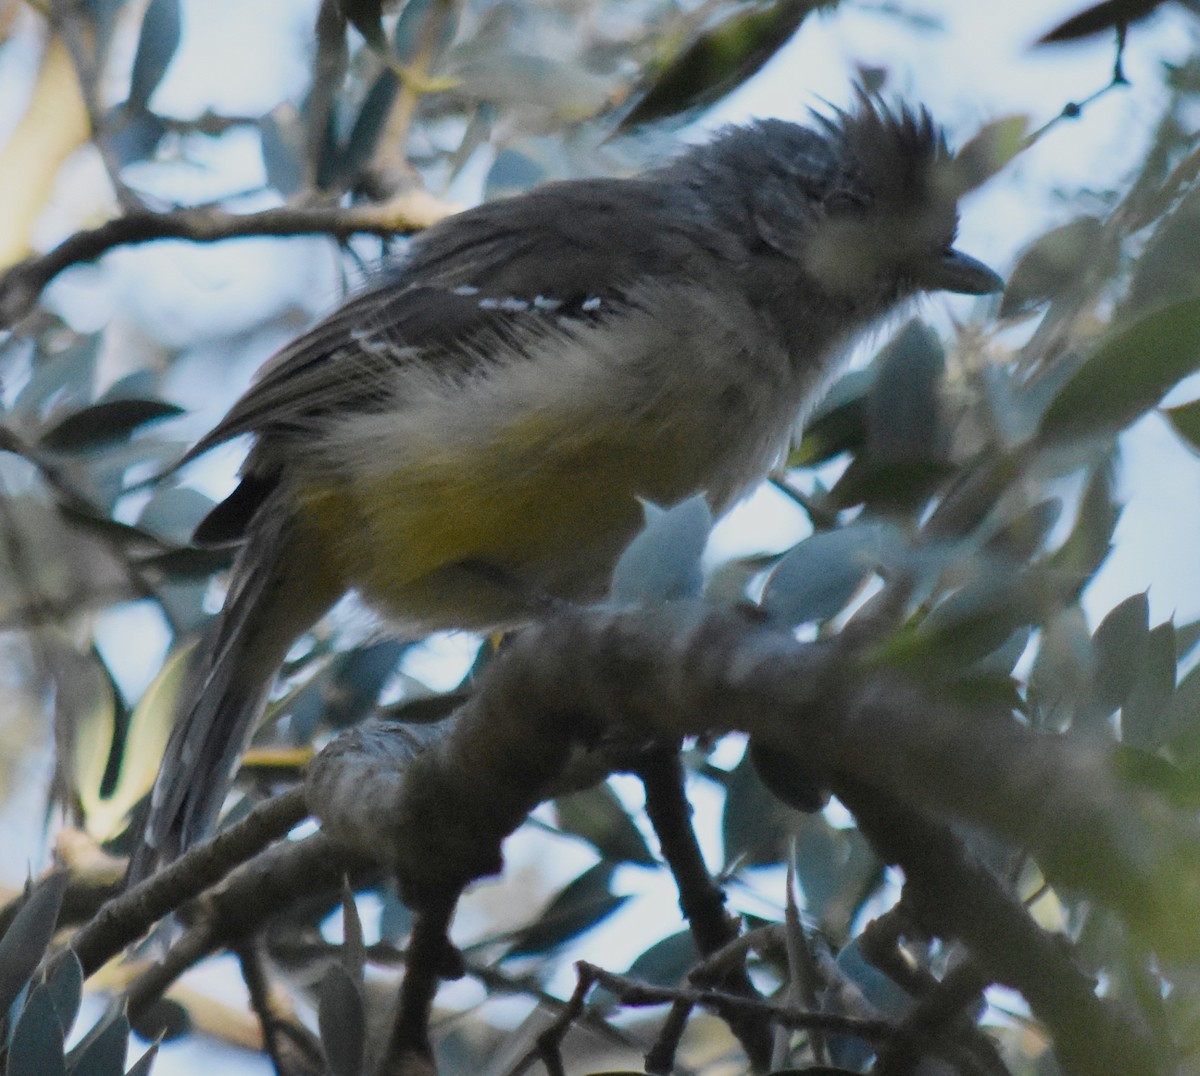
(0, 872, 69, 1015)
(127, 0, 182, 111)
(1037, 297, 1200, 445)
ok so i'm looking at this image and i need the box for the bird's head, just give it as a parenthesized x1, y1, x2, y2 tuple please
(683, 92, 1003, 309)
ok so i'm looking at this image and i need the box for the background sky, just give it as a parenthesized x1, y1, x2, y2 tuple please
(2, 1, 1198, 1071)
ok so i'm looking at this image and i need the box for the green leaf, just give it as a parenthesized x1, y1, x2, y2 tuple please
(622, 929, 699, 987)
(789, 368, 873, 468)
(0, 872, 68, 1016)
(66, 1011, 129, 1076)
(8, 985, 66, 1076)
(1092, 593, 1150, 720)
(1126, 184, 1200, 316)
(1037, 296, 1200, 446)
(867, 321, 947, 466)
(999, 217, 1106, 319)
(505, 863, 629, 957)
(339, 0, 388, 53)
(951, 115, 1030, 194)
(1164, 398, 1200, 455)
(318, 964, 366, 1076)
(620, 0, 821, 130)
(721, 749, 796, 868)
(554, 784, 656, 866)
(1123, 622, 1176, 750)
(761, 522, 900, 626)
(610, 496, 711, 604)
(41, 951, 82, 1042)
(39, 399, 184, 452)
(127, 0, 182, 112)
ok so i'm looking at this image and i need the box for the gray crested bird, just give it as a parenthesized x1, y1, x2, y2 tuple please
(134, 94, 1002, 878)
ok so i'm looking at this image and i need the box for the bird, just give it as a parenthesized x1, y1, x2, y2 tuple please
(133, 92, 1002, 877)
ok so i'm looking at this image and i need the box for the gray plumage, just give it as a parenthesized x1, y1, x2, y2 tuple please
(133, 93, 1001, 879)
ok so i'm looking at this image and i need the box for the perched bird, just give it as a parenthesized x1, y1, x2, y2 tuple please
(135, 93, 1002, 875)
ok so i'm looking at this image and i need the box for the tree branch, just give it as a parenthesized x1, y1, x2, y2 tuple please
(0, 193, 458, 327)
(305, 602, 1200, 962)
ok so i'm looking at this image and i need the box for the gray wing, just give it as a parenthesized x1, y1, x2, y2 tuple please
(188, 176, 735, 543)
(190, 177, 735, 461)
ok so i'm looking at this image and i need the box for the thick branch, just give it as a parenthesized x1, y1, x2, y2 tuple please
(306, 603, 1200, 961)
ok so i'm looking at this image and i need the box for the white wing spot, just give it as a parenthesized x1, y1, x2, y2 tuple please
(453, 285, 480, 296)
(581, 296, 603, 312)
(533, 295, 562, 311)
(500, 297, 530, 312)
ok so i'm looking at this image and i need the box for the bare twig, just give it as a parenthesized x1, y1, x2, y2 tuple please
(0, 196, 455, 327)
(72, 786, 311, 977)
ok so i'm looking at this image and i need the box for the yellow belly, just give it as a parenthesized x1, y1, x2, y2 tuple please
(295, 407, 713, 630)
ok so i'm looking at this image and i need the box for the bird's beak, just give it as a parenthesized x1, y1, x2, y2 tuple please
(920, 249, 1005, 296)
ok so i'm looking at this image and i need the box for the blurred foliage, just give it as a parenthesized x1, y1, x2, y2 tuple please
(1, 1, 1200, 1075)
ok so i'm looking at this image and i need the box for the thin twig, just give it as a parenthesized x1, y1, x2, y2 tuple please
(72, 786, 311, 977)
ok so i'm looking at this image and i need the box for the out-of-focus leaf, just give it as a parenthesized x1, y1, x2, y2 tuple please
(789, 368, 873, 468)
(322, 640, 406, 729)
(451, 53, 611, 119)
(66, 1011, 130, 1076)
(8, 985, 66, 1076)
(485, 149, 545, 200)
(127, 0, 182, 111)
(952, 114, 1030, 194)
(1167, 662, 1200, 763)
(722, 748, 796, 867)
(1092, 592, 1150, 719)
(867, 321, 946, 464)
(830, 457, 955, 511)
(620, 0, 822, 130)
(1037, 296, 1200, 445)
(1114, 746, 1200, 808)
(129, 997, 189, 1041)
(13, 336, 101, 420)
(39, 399, 184, 452)
(826, 936, 914, 1069)
(555, 784, 656, 866)
(750, 738, 827, 812)
(1046, 460, 1120, 591)
(0, 872, 68, 1016)
(78, 645, 191, 842)
(259, 110, 305, 198)
(505, 862, 628, 957)
(999, 217, 1106, 319)
(339, 880, 366, 982)
(792, 815, 880, 937)
(318, 964, 366, 1076)
(983, 499, 1062, 561)
(879, 567, 1053, 677)
(339, 69, 400, 183)
(105, 106, 167, 167)
(394, 0, 458, 64)
(1123, 622, 1176, 750)
(610, 495, 711, 604)
(1165, 398, 1200, 455)
(625, 929, 700, 985)
(340, 0, 387, 53)
(1126, 184, 1200, 315)
(41, 950, 82, 1042)
(1028, 606, 1097, 731)
(123, 1040, 159, 1075)
(1035, 0, 1167, 44)
(761, 521, 900, 626)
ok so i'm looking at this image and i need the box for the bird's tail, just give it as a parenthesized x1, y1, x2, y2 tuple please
(130, 500, 340, 881)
